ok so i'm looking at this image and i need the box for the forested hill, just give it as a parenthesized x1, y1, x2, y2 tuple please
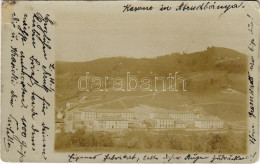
(56, 47, 247, 76)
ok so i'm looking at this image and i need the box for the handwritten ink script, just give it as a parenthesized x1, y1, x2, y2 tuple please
(122, 1, 245, 16)
(247, 13, 258, 152)
(66, 152, 258, 163)
(3, 10, 54, 162)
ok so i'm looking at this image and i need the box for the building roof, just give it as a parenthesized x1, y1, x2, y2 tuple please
(80, 108, 134, 113)
(97, 108, 134, 113)
(196, 116, 223, 122)
(95, 117, 127, 121)
(150, 110, 196, 115)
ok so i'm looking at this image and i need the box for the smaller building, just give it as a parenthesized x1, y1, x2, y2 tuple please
(56, 111, 64, 119)
(66, 102, 78, 109)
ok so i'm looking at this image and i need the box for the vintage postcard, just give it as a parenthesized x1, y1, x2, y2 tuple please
(1, 1, 260, 163)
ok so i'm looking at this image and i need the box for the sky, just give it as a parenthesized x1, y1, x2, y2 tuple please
(55, 2, 251, 62)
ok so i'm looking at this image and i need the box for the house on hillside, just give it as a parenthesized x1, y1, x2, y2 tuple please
(66, 102, 78, 109)
(56, 111, 64, 119)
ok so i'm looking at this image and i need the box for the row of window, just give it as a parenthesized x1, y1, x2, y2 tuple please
(82, 112, 133, 116)
(155, 124, 174, 128)
(176, 124, 186, 128)
(97, 125, 128, 128)
(156, 120, 174, 123)
(201, 121, 223, 125)
(169, 114, 198, 119)
(79, 112, 134, 119)
(97, 121, 128, 124)
(200, 125, 223, 128)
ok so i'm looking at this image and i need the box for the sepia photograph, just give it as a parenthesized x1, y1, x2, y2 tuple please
(54, 3, 249, 154)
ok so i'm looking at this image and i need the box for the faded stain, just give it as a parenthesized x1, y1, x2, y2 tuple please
(2, 1, 16, 23)
(2, 1, 16, 8)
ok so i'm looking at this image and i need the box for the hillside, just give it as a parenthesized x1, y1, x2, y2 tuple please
(55, 47, 248, 122)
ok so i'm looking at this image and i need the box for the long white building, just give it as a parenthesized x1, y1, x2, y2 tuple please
(168, 111, 200, 121)
(150, 110, 201, 121)
(79, 108, 134, 120)
(195, 116, 224, 128)
(63, 108, 133, 132)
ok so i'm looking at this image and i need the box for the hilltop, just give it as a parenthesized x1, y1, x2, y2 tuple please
(56, 47, 247, 75)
